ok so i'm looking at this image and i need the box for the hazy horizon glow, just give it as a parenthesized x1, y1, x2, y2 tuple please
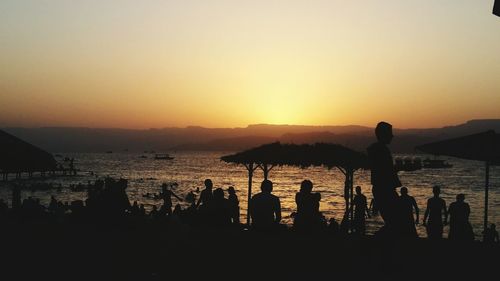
(1, 0, 500, 129)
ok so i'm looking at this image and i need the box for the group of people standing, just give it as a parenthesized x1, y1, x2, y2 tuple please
(367, 121, 483, 240)
(175, 179, 241, 227)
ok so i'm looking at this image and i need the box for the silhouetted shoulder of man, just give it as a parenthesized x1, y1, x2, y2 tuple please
(250, 180, 281, 230)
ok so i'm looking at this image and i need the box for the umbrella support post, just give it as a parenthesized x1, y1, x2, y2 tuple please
(260, 164, 275, 180)
(484, 162, 490, 241)
(245, 163, 257, 227)
(348, 170, 354, 232)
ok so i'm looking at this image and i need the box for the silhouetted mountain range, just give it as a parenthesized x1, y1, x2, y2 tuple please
(2, 119, 500, 153)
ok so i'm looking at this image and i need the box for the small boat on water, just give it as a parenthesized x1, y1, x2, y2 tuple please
(423, 158, 453, 169)
(154, 153, 174, 160)
(394, 157, 422, 172)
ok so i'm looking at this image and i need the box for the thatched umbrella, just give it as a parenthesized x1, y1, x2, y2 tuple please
(0, 129, 57, 179)
(221, 142, 369, 226)
(416, 130, 500, 240)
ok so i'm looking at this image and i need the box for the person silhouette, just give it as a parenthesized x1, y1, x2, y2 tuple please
(351, 186, 370, 235)
(212, 188, 231, 227)
(448, 194, 474, 241)
(250, 180, 281, 231)
(483, 224, 499, 244)
(160, 183, 182, 216)
(294, 179, 317, 230)
(423, 186, 447, 239)
(399, 187, 419, 237)
(48, 196, 58, 214)
(139, 204, 146, 217)
(196, 179, 213, 210)
(227, 186, 240, 224)
(130, 201, 140, 216)
(367, 121, 402, 235)
(328, 218, 340, 234)
(149, 205, 159, 219)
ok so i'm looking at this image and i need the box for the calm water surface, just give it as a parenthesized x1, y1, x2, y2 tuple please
(1, 151, 499, 238)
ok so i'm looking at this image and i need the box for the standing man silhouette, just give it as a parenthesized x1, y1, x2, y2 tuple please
(367, 122, 402, 235)
(423, 186, 447, 239)
(448, 194, 474, 241)
(351, 186, 370, 235)
(399, 187, 419, 237)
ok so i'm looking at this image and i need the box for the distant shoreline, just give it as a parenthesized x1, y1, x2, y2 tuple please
(3, 119, 500, 153)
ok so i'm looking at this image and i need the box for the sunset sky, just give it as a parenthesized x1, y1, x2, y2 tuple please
(1, 0, 499, 129)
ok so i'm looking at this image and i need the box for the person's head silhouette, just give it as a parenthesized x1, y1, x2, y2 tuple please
(491, 223, 496, 231)
(375, 121, 393, 144)
(261, 180, 273, 193)
(456, 193, 465, 202)
(228, 186, 236, 195)
(300, 180, 313, 193)
(432, 185, 441, 196)
(204, 179, 213, 190)
(214, 188, 224, 200)
(400, 186, 408, 196)
(355, 186, 362, 195)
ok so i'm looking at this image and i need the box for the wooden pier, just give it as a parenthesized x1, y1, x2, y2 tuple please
(1, 168, 79, 181)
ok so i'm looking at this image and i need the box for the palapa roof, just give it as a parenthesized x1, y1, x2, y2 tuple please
(416, 130, 500, 165)
(0, 129, 57, 172)
(221, 142, 369, 170)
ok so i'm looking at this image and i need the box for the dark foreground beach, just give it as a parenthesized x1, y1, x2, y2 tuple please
(1, 219, 498, 281)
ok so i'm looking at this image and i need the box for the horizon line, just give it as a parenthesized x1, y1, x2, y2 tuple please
(2, 118, 499, 131)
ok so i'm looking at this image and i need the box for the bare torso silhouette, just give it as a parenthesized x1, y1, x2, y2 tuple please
(399, 194, 419, 237)
(250, 192, 281, 229)
(425, 197, 446, 238)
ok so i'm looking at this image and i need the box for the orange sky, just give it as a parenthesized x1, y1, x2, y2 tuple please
(1, 1, 499, 129)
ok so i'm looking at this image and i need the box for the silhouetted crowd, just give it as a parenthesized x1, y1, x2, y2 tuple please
(0, 176, 498, 244)
(0, 178, 245, 230)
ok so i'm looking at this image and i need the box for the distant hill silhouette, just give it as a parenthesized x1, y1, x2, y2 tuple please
(2, 119, 500, 153)
(170, 136, 278, 151)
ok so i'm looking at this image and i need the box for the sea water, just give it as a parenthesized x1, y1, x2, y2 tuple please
(1, 151, 499, 238)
